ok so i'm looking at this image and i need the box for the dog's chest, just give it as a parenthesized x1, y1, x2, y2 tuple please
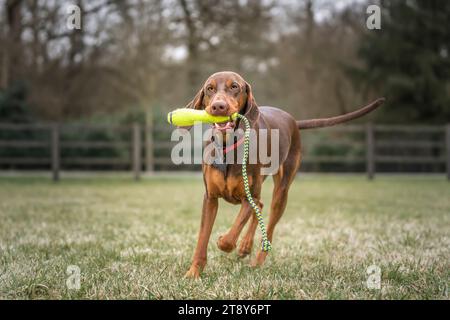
(203, 166, 252, 204)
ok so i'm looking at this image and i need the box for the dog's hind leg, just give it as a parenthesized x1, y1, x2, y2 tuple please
(251, 151, 300, 267)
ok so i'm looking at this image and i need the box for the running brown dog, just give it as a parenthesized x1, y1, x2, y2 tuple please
(183, 71, 384, 278)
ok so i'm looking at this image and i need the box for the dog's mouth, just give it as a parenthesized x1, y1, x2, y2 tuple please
(213, 121, 235, 132)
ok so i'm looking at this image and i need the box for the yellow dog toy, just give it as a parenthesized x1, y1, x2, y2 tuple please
(167, 108, 238, 127)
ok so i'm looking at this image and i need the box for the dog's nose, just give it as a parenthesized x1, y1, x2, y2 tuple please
(211, 101, 229, 116)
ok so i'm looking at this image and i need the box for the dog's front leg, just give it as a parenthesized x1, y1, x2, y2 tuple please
(184, 193, 218, 279)
(217, 200, 253, 253)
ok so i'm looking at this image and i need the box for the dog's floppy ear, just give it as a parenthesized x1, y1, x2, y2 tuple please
(185, 86, 205, 110)
(242, 82, 259, 123)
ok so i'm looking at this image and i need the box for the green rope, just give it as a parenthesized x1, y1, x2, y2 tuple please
(236, 114, 272, 252)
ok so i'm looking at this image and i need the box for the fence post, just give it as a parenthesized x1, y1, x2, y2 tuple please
(446, 124, 450, 181)
(51, 123, 60, 182)
(132, 123, 141, 180)
(366, 122, 375, 180)
(145, 121, 154, 173)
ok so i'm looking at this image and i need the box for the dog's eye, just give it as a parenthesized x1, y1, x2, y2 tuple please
(206, 85, 215, 93)
(230, 83, 239, 91)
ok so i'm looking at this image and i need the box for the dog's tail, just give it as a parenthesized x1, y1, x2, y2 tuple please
(296, 98, 385, 130)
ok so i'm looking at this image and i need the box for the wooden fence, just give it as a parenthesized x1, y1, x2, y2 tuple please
(0, 122, 449, 181)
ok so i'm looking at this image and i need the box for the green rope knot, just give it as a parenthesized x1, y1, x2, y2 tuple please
(236, 113, 272, 252)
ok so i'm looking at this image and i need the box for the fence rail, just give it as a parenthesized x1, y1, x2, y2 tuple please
(0, 122, 449, 181)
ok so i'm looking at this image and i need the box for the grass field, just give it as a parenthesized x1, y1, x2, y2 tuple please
(0, 174, 448, 299)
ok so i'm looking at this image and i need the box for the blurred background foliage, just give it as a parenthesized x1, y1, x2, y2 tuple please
(0, 0, 448, 125)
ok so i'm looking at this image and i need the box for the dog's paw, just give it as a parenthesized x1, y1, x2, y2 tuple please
(237, 240, 253, 258)
(217, 235, 236, 253)
(250, 251, 268, 267)
(237, 247, 251, 258)
(184, 267, 201, 279)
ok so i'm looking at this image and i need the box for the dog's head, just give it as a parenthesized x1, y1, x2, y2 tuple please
(186, 71, 259, 133)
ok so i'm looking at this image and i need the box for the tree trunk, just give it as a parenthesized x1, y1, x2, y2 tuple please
(3, 0, 24, 88)
(179, 0, 201, 88)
